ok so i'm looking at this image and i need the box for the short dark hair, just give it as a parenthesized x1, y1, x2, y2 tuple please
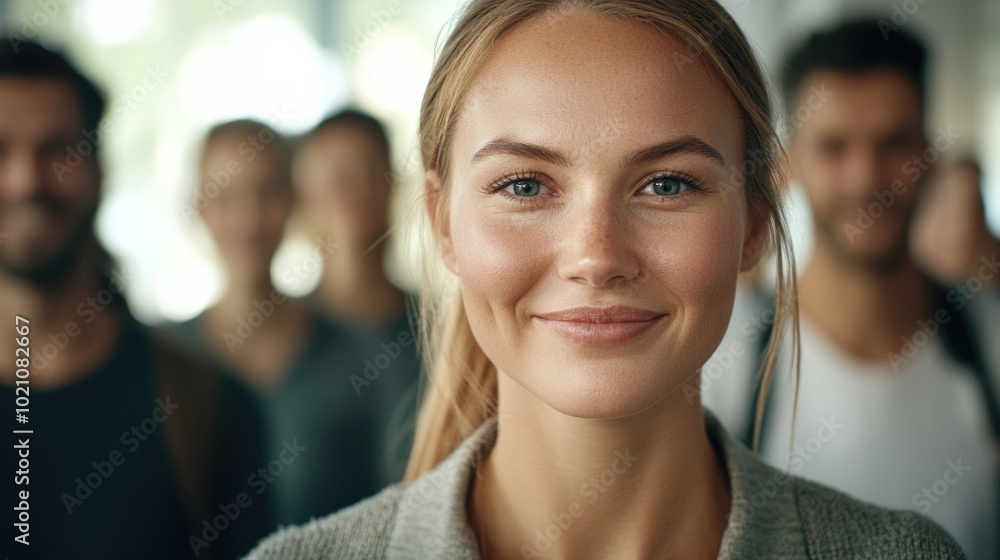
(781, 18, 928, 117)
(304, 108, 391, 161)
(0, 37, 106, 138)
(201, 118, 293, 183)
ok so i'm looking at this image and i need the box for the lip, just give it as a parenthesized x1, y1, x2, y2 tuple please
(534, 306, 667, 346)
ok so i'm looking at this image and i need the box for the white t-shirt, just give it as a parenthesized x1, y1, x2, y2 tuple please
(702, 286, 1000, 560)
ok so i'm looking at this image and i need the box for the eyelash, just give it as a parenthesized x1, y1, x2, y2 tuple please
(482, 170, 706, 206)
(483, 170, 542, 205)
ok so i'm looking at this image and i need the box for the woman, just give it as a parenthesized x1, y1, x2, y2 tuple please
(245, 0, 964, 558)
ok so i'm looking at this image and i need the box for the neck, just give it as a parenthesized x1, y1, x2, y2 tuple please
(203, 273, 305, 341)
(799, 241, 932, 361)
(315, 243, 404, 328)
(214, 274, 278, 316)
(0, 246, 124, 388)
(471, 374, 730, 560)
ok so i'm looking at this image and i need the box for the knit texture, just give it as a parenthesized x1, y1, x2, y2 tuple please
(244, 411, 966, 559)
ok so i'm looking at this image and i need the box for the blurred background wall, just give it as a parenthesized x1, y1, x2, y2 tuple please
(1, 0, 996, 323)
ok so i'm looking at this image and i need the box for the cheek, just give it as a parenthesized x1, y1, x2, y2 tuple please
(264, 203, 291, 232)
(57, 162, 100, 207)
(303, 197, 332, 228)
(801, 176, 838, 215)
(448, 194, 552, 367)
(647, 211, 743, 333)
(796, 152, 840, 203)
(450, 205, 544, 319)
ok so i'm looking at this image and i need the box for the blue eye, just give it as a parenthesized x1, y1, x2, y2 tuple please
(646, 176, 690, 196)
(507, 178, 542, 197)
(483, 172, 552, 206)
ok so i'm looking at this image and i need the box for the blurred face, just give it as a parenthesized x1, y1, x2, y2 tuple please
(0, 77, 101, 286)
(432, 12, 759, 418)
(199, 135, 292, 279)
(911, 164, 987, 280)
(789, 69, 927, 270)
(925, 164, 986, 245)
(294, 124, 391, 250)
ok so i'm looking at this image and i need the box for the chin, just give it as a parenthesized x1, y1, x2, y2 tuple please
(515, 357, 686, 420)
(841, 239, 910, 270)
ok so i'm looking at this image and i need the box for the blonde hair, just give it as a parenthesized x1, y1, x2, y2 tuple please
(405, 0, 799, 482)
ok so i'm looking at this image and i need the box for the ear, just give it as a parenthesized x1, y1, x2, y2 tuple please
(425, 169, 459, 275)
(739, 206, 766, 273)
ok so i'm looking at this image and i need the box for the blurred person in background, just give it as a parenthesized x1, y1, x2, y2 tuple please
(293, 109, 410, 330)
(168, 120, 314, 387)
(164, 118, 416, 525)
(703, 19, 999, 559)
(911, 158, 1000, 291)
(292, 109, 422, 480)
(0, 40, 271, 559)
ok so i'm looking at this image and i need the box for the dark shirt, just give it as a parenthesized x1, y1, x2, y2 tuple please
(163, 305, 420, 525)
(3, 317, 272, 560)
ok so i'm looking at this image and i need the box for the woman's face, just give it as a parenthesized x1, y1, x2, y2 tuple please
(434, 11, 759, 418)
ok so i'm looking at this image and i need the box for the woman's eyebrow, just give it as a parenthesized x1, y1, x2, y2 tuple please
(623, 136, 726, 167)
(471, 138, 569, 166)
(470, 135, 726, 167)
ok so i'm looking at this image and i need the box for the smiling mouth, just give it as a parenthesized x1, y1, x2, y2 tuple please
(534, 306, 667, 346)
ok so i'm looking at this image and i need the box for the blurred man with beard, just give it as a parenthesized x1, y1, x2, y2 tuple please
(703, 19, 999, 560)
(0, 40, 272, 558)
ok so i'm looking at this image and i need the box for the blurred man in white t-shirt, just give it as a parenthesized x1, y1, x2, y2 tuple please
(703, 18, 999, 560)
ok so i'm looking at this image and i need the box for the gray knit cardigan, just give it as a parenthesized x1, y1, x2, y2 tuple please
(244, 412, 966, 559)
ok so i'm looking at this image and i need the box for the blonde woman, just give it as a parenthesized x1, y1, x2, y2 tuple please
(246, 0, 964, 558)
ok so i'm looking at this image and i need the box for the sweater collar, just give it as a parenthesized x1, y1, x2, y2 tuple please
(387, 410, 806, 559)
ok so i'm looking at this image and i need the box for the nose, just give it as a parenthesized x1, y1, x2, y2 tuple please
(557, 198, 642, 288)
(842, 146, 882, 199)
(231, 191, 269, 235)
(1, 149, 45, 200)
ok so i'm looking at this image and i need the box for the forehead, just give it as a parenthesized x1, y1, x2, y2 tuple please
(0, 77, 85, 137)
(202, 134, 286, 174)
(455, 10, 743, 166)
(301, 124, 386, 162)
(794, 69, 922, 137)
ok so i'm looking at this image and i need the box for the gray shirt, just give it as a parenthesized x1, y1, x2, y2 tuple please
(244, 411, 965, 559)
